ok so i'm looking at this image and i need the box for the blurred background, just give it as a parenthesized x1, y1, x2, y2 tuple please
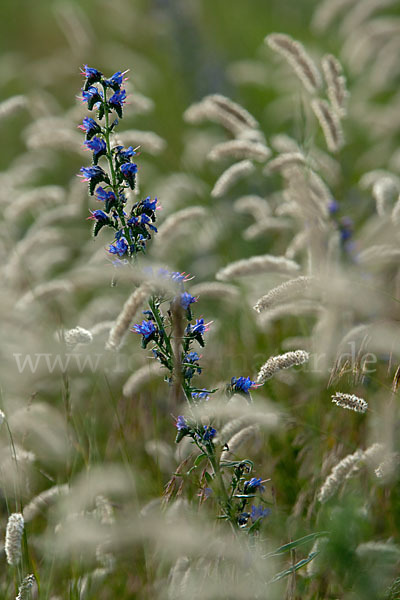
(1, 0, 400, 598)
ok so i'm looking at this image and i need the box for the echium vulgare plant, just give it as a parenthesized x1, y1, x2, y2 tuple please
(131, 268, 271, 533)
(79, 65, 158, 258)
(78, 67, 271, 536)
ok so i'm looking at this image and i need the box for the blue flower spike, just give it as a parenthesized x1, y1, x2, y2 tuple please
(78, 65, 158, 257)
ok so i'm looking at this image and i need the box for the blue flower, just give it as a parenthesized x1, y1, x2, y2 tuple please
(131, 319, 156, 339)
(244, 477, 265, 494)
(328, 199, 339, 214)
(201, 487, 213, 499)
(176, 415, 188, 431)
(109, 89, 127, 118)
(79, 117, 101, 140)
(185, 318, 211, 348)
(187, 318, 210, 336)
(84, 136, 106, 163)
(108, 237, 128, 257)
(79, 165, 106, 180)
(231, 376, 258, 394)
(170, 271, 191, 282)
(143, 197, 158, 212)
(80, 165, 109, 194)
(202, 425, 216, 441)
(115, 145, 136, 160)
(104, 70, 127, 91)
(238, 512, 251, 527)
(191, 389, 210, 401)
(175, 415, 191, 443)
(140, 214, 157, 232)
(82, 86, 103, 110)
(96, 186, 116, 202)
(250, 505, 270, 522)
(81, 65, 103, 88)
(180, 292, 197, 310)
(120, 162, 138, 189)
(87, 209, 109, 222)
(183, 352, 202, 380)
(339, 216, 353, 242)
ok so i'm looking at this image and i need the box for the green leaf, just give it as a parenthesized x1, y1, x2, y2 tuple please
(93, 220, 110, 238)
(266, 531, 329, 557)
(204, 471, 213, 484)
(270, 552, 319, 583)
(186, 453, 207, 475)
(220, 459, 254, 469)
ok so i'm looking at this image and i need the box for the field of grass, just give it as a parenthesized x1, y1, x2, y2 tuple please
(1, 1, 400, 598)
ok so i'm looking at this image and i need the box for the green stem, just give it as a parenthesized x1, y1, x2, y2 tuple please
(208, 451, 234, 523)
(101, 83, 134, 250)
(148, 297, 173, 364)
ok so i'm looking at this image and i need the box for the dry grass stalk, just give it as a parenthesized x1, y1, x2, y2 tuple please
(331, 392, 368, 413)
(372, 177, 398, 217)
(23, 484, 69, 522)
(265, 152, 306, 173)
(184, 99, 252, 136)
(90, 321, 115, 337)
(118, 130, 166, 155)
(340, 0, 398, 36)
(242, 217, 292, 240)
(0, 95, 27, 120)
(321, 54, 348, 117)
(155, 206, 207, 245)
(375, 452, 400, 480)
(285, 230, 310, 259)
(311, 0, 358, 33)
(256, 350, 310, 384)
(208, 140, 270, 162)
(15, 574, 36, 600)
(220, 425, 259, 464)
(16, 280, 74, 310)
(53, 1, 93, 53)
(254, 276, 314, 313)
(5, 513, 24, 565)
(270, 134, 300, 154)
(208, 94, 259, 130)
(357, 244, 400, 265)
(391, 194, 400, 226)
(257, 300, 321, 328)
(266, 33, 322, 93)
(233, 195, 271, 220)
(360, 169, 400, 190)
(317, 449, 364, 503)
(5, 186, 66, 222)
(311, 98, 344, 152)
(216, 254, 300, 281)
(211, 160, 255, 198)
(189, 282, 240, 301)
(123, 362, 165, 397)
(106, 282, 153, 351)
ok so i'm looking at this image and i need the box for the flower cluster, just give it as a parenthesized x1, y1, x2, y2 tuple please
(226, 376, 260, 400)
(226, 462, 270, 529)
(79, 65, 158, 258)
(175, 414, 216, 445)
(131, 270, 214, 401)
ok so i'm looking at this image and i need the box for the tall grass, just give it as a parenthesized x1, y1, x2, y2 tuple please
(1, 0, 400, 598)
